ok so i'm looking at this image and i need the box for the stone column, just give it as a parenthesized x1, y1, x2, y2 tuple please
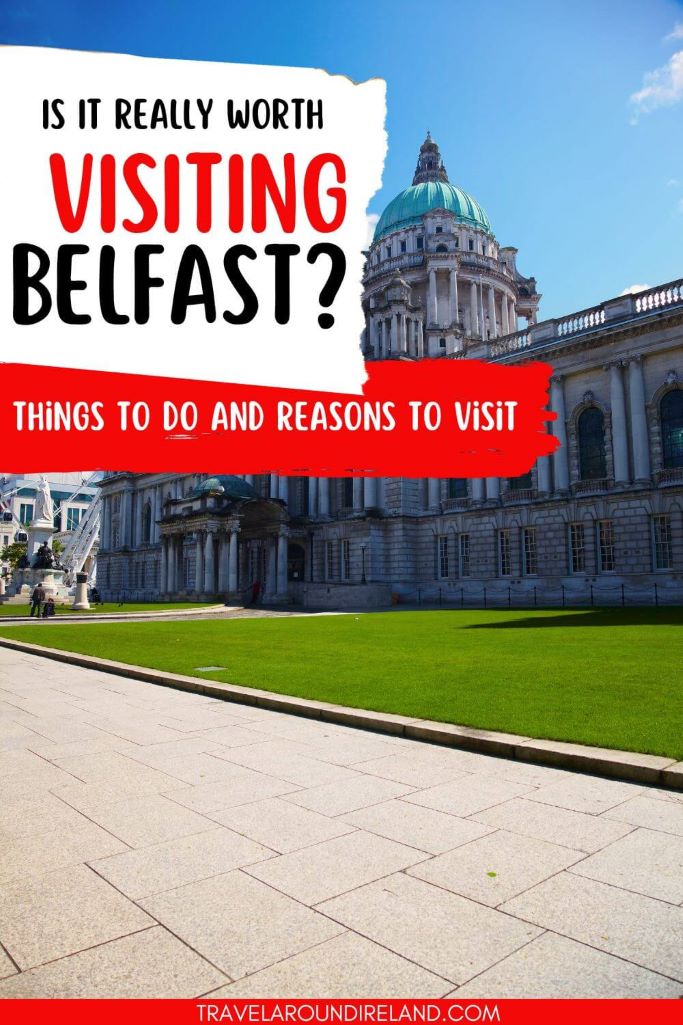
(429, 269, 438, 325)
(99, 497, 108, 551)
(266, 540, 277, 595)
(308, 476, 318, 517)
(470, 281, 478, 337)
(501, 294, 510, 335)
(449, 269, 458, 325)
(121, 489, 132, 547)
(428, 478, 441, 510)
(166, 537, 175, 593)
(195, 531, 204, 593)
(508, 299, 516, 333)
(276, 531, 288, 596)
(488, 286, 497, 338)
(471, 478, 485, 502)
(417, 320, 424, 357)
(153, 485, 161, 543)
(536, 456, 551, 495)
(550, 375, 569, 492)
(363, 477, 378, 509)
(607, 361, 629, 485)
(319, 478, 330, 517)
(218, 534, 229, 592)
(486, 477, 500, 501)
(160, 537, 168, 593)
(628, 356, 651, 481)
(279, 476, 289, 505)
(400, 314, 407, 354)
(203, 530, 215, 593)
(270, 474, 279, 500)
(353, 477, 363, 510)
(228, 528, 239, 591)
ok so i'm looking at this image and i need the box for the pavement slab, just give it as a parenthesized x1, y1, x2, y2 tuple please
(318, 873, 541, 985)
(0, 927, 227, 997)
(453, 932, 682, 998)
(140, 871, 343, 980)
(0, 863, 153, 970)
(408, 829, 584, 906)
(244, 829, 428, 904)
(209, 931, 452, 997)
(501, 872, 683, 982)
(0, 646, 681, 997)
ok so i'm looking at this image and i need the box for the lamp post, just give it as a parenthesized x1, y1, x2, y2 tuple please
(360, 544, 367, 584)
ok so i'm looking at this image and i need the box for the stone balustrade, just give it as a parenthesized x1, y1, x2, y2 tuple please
(490, 276, 683, 359)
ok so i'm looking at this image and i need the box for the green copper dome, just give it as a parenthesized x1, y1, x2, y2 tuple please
(191, 475, 257, 500)
(373, 181, 491, 243)
(372, 133, 492, 243)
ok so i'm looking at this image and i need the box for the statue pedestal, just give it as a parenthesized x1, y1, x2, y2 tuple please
(27, 517, 55, 561)
(72, 572, 90, 610)
(6, 514, 71, 605)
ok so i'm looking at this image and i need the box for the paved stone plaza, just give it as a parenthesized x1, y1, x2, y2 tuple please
(0, 648, 681, 998)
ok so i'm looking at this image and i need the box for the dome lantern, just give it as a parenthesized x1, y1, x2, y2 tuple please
(412, 131, 449, 186)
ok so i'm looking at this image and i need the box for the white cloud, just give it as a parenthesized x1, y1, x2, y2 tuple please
(630, 49, 683, 119)
(365, 212, 380, 247)
(665, 23, 683, 42)
(620, 284, 650, 295)
(667, 177, 680, 186)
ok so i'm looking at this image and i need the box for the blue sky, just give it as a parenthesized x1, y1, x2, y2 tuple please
(1, 0, 681, 319)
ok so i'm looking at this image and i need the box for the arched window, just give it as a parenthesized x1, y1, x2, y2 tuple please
(578, 407, 606, 480)
(435, 244, 448, 253)
(142, 502, 152, 544)
(508, 471, 533, 491)
(447, 478, 468, 499)
(660, 390, 683, 468)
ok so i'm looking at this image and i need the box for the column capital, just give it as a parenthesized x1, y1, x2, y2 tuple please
(549, 373, 564, 385)
(627, 353, 644, 366)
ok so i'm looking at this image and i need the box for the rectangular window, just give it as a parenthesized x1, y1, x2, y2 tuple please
(66, 507, 82, 532)
(436, 535, 449, 579)
(324, 540, 335, 580)
(2, 535, 9, 549)
(454, 237, 460, 248)
(598, 520, 615, 572)
(435, 225, 443, 234)
(522, 527, 537, 575)
(400, 240, 407, 253)
(416, 236, 424, 250)
(652, 515, 673, 570)
(340, 539, 350, 581)
(459, 534, 471, 577)
(498, 529, 512, 576)
(19, 503, 34, 525)
(385, 245, 391, 260)
(569, 523, 585, 573)
(468, 238, 474, 251)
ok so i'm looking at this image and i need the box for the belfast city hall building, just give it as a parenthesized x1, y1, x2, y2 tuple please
(97, 135, 683, 607)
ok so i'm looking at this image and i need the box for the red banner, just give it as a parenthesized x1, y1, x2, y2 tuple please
(1, 359, 556, 476)
(3, 999, 680, 1023)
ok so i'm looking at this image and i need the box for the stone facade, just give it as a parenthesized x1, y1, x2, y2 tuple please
(96, 137, 683, 608)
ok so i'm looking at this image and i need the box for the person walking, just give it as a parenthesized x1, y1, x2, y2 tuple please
(30, 583, 46, 617)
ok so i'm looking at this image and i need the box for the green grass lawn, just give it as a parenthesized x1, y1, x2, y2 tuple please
(0, 607, 681, 758)
(0, 602, 216, 617)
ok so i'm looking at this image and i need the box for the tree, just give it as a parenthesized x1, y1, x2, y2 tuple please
(1, 541, 27, 570)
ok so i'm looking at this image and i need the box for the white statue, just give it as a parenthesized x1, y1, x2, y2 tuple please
(35, 476, 53, 524)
